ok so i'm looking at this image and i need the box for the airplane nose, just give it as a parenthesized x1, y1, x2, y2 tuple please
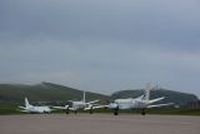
(109, 103, 118, 109)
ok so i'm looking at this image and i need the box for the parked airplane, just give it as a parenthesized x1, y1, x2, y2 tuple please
(53, 91, 102, 114)
(106, 84, 174, 115)
(18, 97, 52, 113)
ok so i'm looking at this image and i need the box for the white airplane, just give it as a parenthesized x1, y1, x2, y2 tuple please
(53, 91, 102, 114)
(18, 97, 52, 113)
(107, 84, 174, 115)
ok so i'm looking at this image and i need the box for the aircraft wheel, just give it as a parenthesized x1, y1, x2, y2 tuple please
(89, 109, 93, 114)
(74, 111, 77, 114)
(114, 111, 118, 116)
(141, 109, 146, 115)
(114, 107, 119, 116)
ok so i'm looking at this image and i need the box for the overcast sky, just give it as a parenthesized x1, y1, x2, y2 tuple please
(0, 0, 200, 96)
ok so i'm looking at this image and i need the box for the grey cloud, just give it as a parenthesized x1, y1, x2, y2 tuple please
(1, 0, 200, 45)
(0, 0, 200, 96)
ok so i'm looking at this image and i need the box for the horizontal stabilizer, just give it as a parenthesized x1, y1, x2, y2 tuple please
(19, 109, 29, 113)
(87, 100, 99, 104)
(147, 103, 174, 108)
(53, 105, 69, 110)
(84, 105, 105, 111)
(18, 106, 26, 109)
(93, 105, 106, 109)
(148, 97, 165, 104)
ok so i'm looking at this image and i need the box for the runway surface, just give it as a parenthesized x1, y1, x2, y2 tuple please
(0, 114, 199, 134)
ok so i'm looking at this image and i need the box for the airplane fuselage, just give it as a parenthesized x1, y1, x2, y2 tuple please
(24, 105, 51, 113)
(71, 101, 87, 110)
(113, 98, 147, 110)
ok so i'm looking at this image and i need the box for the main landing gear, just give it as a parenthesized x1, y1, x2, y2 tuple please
(89, 107, 94, 114)
(113, 106, 119, 116)
(141, 109, 146, 115)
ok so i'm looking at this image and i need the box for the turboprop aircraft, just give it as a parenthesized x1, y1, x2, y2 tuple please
(18, 97, 52, 113)
(106, 84, 174, 115)
(53, 91, 102, 114)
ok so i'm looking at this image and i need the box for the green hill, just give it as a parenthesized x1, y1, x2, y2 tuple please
(0, 82, 110, 105)
(111, 89, 199, 106)
(0, 82, 199, 115)
(0, 82, 198, 107)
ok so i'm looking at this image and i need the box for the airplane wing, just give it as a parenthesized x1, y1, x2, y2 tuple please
(16, 109, 30, 113)
(84, 107, 92, 111)
(18, 106, 26, 109)
(93, 105, 106, 109)
(54, 106, 78, 111)
(148, 97, 165, 104)
(84, 105, 106, 111)
(52, 105, 69, 110)
(69, 107, 77, 111)
(87, 100, 99, 104)
(147, 103, 174, 108)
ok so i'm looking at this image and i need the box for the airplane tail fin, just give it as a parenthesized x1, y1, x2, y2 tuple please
(143, 83, 158, 101)
(143, 83, 151, 101)
(25, 97, 31, 108)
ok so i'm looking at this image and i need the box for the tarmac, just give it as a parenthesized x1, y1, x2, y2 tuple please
(0, 114, 199, 134)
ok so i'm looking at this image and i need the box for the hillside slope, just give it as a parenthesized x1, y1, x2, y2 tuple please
(0, 82, 110, 105)
(0, 82, 198, 107)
